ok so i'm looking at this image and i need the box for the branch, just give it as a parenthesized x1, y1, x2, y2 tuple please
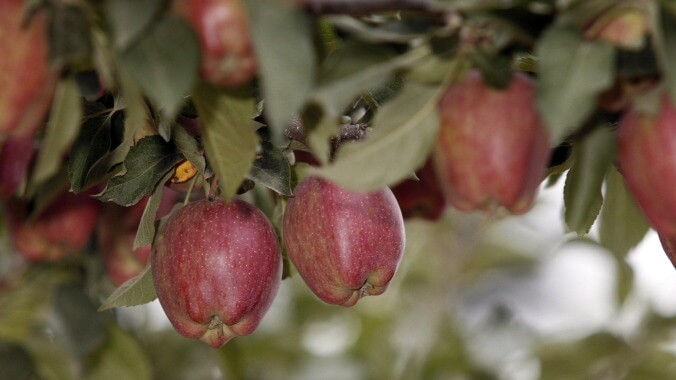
(297, 0, 437, 15)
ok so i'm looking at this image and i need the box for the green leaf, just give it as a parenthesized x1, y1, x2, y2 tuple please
(85, 326, 152, 380)
(97, 136, 184, 206)
(133, 171, 172, 250)
(616, 260, 634, 307)
(98, 264, 156, 310)
(192, 84, 259, 201)
(536, 26, 615, 143)
(30, 78, 83, 188)
(105, 0, 163, 49)
(0, 341, 38, 380)
(52, 284, 107, 359)
(68, 110, 114, 193)
(47, 4, 92, 69)
(171, 122, 206, 176)
(563, 126, 616, 236)
(246, 0, 316, 135)
(248, 140, 292, 196)
(119, 15, 199, 121)
(317, 81, 441, 191)
(600, 168, 650, 258)
(654, 5, 676, 102)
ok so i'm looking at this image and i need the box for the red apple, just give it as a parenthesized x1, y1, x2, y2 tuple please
(0, 0, 57, 140)
(283, 175, 405, 306)
(175, 0, 257, 87)
(0, 132, 35, 200)
(8, 192, 100, 262)
(434, 69, 551, 214)
(659, 233, 676, 268)
(98, 189, 178, 285)
(152, 199, 281, 347)
(618, 92, 676, 238)
(391, 158, 445, 220)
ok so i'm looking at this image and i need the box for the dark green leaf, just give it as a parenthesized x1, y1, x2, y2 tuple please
(171, 122, 206, 176)
(246, 0, 316, 136)
(318, 81, 442, 191)
(563, 126, 616, 236)
(85, 326, 152, 380)
(99, 264, 156, 310)
(192, 84, 259, 201)
(133, 171, 173, 250)
(536, 26, 615, 143)
(53, 283, 107, 359)
(119, 15, 199, 121)
(68, 111, 114, 193)
(97, 136, 183, 206)
(468, 50, 512, 89)
(30, 78, 83, 188)
(105, 0, 163, 49)
(600, 168, 650, 258)
(248, 140, 292, 196)
(48, 5, 92, 69)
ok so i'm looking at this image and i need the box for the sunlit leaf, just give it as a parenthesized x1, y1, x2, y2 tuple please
(99, 264, 156, 310)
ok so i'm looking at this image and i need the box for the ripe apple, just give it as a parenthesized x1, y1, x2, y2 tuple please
(0, 0, 56, 140)
(175, 0, 257, 87)
(391, 158, 445, 220)
(283, 175, 405, 306)
(434, 69, 551, 214)
(98, 189, 178, 286)
(618, 92, 676, 237)
(659, 233, 676, 268)
(152, 199, 282, 347)
(0, 132, 35, 200)
(8, 192, 100, 262)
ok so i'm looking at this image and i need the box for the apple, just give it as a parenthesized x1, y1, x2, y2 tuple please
(0, 0, 57, 140)
(618, 92, 676, 238)
(391, 158, 445, 220)
(659, 233, 676, 268)
(283, 175, 405, 306)
(152, 198, 282, 347)
(8, 192, 100, 262)
(434, 69, 551, 214)
(0, 132, 35, 200)
(175, 0, 257, 87)
(98, 189, 179, 286)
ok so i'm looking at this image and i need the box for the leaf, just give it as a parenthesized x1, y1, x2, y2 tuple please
(654, 5, 676, 102)
(317, 81, 441, 191)
(119, 15, 199, 121)
(246, 0, 316, 136)
(563, 126, 616, 236)
(171, 122, 206, 176)
(85, 326, 152, 380)
(105, 0, 163, 49)
(47, 4, 92, 69)
(133, 171, 172, 250)
(599, 168, 650, 258)
(98, 264, 156, 310)
(192, 84, 258, 201)
(248, 140, 292, 196)
(615, 260, 634, 307)
(52, 283, 107, 359)
(536, 26, 615, 143)
(0, 341, 38, 380)
(97, 136, 184, 206)
(30, 78, 83, 187)
(68, 111, 114, 193)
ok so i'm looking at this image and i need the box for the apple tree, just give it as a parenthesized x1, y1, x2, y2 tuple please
(3, 0, 676, 378)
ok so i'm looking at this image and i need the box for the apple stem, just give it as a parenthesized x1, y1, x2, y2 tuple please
(359, 282, 374, 298)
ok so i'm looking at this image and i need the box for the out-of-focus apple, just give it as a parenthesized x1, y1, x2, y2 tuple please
(434, 69, 551, 214)
(175, 0, 257, 87)
(0, 132, 35, 200)
(391, 158, 445, 220)
(0, 0, 57, 141)
(283, 175, 405, 306)
(8, 192, 100, 262)
(152, 199, 281, 347)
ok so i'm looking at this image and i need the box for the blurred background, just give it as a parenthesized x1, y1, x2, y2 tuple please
(3, 179, 676, 380)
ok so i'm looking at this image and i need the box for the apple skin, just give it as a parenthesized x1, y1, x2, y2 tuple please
(176, 0, 257, 87)
(8, 192, 100, 262)
(283, 176, 405, 307)
(98, 189, 178, 286)
(0, 0, 56, 140)
(618, 92, 676, 238)
(434, 70, 551, 214)
(151, 199, 282, 347)
(391, 158, 445, 220)
(0, 132, 35, 200)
